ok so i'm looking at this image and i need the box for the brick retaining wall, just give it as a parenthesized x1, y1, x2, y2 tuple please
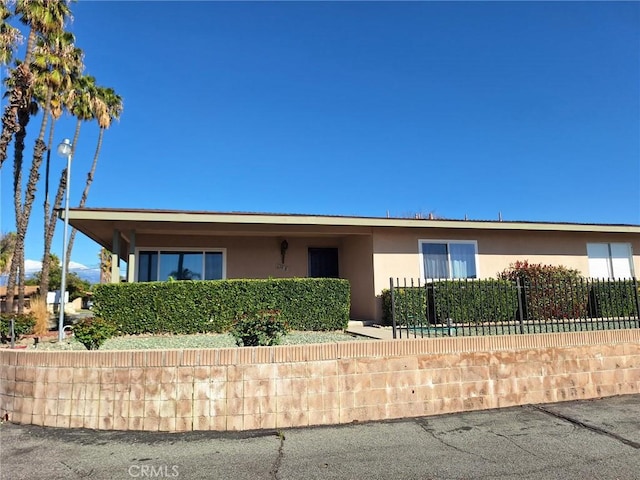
(1, 330, 638, 432)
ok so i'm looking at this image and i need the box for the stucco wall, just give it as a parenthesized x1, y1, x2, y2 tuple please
(126, 227, 638, 323)
(372, 228, 640, 296)
(341, 236, 375, 320)
(1, 330, 638, 432)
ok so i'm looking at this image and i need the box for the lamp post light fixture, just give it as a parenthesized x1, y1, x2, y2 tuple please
(57, 138, 73, 342)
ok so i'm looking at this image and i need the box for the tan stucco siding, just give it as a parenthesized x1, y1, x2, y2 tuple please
(135, 235, 343, 279)
(341, 235, 376, 320)
(372, 227, 640, 296)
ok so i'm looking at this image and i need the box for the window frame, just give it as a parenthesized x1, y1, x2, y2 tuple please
(135, 247, 227, 282)
(418, 239, 479, 280)
(586, 242, 634, 279)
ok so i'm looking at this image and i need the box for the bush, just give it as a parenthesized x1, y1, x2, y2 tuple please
(230, 309, 288, 347)
(0, 313, 36, 342)
(92, 278, 350, 335)
(589, 280, 639, 318)
(498, 261, 588, 320)
(72, 317, 118, 350)
(382, 280, 518, 325)
(432, 279, 518, 323)
(381, 287, 427, 325)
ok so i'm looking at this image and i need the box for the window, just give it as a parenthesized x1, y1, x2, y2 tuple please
(137, 250, 225, 282)
(419, 240, 478, 279)
(587, 243, 634, 279)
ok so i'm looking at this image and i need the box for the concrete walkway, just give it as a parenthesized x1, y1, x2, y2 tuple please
(345, 321, 395, 340)
(1, 395, 638, 479)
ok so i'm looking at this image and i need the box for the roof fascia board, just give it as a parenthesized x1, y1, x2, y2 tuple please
(65, 209, 640, 234)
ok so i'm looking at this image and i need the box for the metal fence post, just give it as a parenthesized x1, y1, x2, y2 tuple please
(516, 277, 525, 334)
(390, 277, 397, 339)
(10, 315, 15, 349)
(632, 277, 640, 323)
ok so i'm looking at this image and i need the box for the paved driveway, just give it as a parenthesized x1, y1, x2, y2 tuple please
(1, 395, 638, 480)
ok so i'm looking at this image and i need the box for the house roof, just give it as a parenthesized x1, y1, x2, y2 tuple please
(64, 207, 640, 253)
(0, 285, 40, 298)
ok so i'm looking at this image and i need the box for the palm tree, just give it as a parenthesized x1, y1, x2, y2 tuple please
(4, 1, 73, 313)
(35, 32, 83, 298)
(65, 85, 123, 267)
(0, 0, 70, 169)
(9, 35, 79, 313)
(0, 2, 27, 170)
(37, 73, 97, 298)
(99, 248, 111, 284)
(0, 3, 21, 66)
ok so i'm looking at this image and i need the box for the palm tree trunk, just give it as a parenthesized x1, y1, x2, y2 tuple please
(66, 126, 104, 267)
(4, 27, 40, 312)
(42, 169, 65, 294)
(60, 119, 82, 272)
(40, 116, 57, 297)
(99, 248, 111, 284)
(5, 104, 30, 314)
(6, 90, 50, 313)
(23, 29, 37, 67)
(40, 116, 57, 298)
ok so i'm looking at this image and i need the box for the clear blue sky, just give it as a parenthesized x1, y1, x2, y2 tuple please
(1, 0, 639, 269)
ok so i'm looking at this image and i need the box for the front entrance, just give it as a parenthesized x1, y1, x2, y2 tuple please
(308, 248, 339, 278)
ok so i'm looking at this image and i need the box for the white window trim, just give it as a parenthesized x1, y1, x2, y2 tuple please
(418, 239, 480, 280)
(586, 242, 634, 280)
(134, 247, 227, 282)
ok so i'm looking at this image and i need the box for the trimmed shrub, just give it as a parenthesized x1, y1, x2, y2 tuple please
(589, 279, 639, 318)
(0, 313, 36, 342)
(72, 317, 118, 350)
(498, 261, 588, 320)
(230, 309, 288, 347)
(383, 280, 518, 325)
(381, 287, 427, 325)
(432, 279, 518, 323)
(92, 278, 350, 335)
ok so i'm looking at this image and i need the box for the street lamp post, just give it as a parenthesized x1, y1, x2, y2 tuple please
(57, 139, 73, 342)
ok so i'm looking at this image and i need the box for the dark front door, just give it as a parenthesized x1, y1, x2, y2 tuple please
(308, 248, 339, 278)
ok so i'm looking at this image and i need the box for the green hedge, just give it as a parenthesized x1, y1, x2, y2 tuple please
(432, 280, 518, 323)
(381, 287, 427, 325)
(92, 278, 350, 335)
(589, 280, 639, 318)
(382, 280, 518, 325)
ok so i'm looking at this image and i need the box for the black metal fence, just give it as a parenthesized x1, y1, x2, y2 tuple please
(388, 277, 640, 339)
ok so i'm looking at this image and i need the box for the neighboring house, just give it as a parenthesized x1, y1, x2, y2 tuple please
(65, 208, 640, 322)
(0, 285, 39, 313)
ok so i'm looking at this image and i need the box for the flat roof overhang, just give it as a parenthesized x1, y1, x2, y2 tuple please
(63, 207, 640, 252)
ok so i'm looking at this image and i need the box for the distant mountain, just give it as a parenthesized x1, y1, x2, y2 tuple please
(0, 259, 101, 286)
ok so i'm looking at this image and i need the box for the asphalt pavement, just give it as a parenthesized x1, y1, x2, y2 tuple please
(1, 394, 638, 480)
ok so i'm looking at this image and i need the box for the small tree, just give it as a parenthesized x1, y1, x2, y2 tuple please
(230, 310, 288, 347)
(72, 317, 117, 350)
(26, 253, 91, 300)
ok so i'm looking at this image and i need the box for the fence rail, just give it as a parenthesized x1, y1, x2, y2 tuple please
(388, 277, 640, 339)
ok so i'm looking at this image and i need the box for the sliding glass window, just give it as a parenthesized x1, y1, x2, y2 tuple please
(137, 250, 224, 282)
(420, 240, 478, 280)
